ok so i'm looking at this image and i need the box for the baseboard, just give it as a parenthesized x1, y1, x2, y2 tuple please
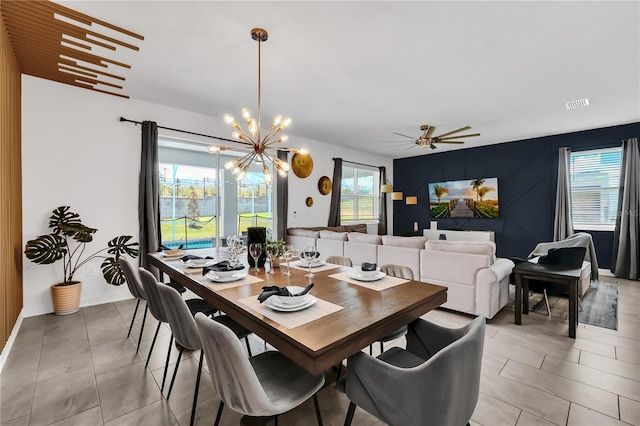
(0, 309, 24, 372)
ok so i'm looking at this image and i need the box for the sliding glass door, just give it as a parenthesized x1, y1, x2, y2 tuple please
(158, 139, 274, 249)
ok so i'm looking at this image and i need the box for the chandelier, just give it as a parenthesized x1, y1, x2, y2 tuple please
(214, 28, 303, 185)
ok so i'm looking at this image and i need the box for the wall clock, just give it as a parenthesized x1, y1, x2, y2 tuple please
(291, 152, 313, 178)
(305, 197, 313, 207)
(318, 176, 332, 195)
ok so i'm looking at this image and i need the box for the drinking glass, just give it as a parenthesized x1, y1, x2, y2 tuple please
(302, 245, 316, 278)
(282, 245, 295, 276)
(249, 243, 262, 273)
(266, 251, 277, 274)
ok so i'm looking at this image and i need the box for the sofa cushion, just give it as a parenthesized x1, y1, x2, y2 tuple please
(347, 233, 381, 245)
(381, 235, 426, 249)
(425, 240, 496, 263)
(287, 228, 321, 238)
(320, 230, 348, 241)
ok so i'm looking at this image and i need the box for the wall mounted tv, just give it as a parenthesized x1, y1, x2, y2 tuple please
(428, 178, 500, 218)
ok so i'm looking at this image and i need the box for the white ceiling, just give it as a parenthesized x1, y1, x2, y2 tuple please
(60, 1, 640, 158)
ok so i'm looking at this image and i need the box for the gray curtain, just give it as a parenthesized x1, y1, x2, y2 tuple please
(276, 150, 288, 240)
(553, 147, 574, 241)
(139, 121, 160, 275)
(328, 158, 342, 227)
(611, 137, 639, 280)
(378, 166, 388, 235)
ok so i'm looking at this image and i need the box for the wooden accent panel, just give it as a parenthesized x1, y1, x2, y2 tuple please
(1, 14, 23, 349)
(1, 0, 143, 98)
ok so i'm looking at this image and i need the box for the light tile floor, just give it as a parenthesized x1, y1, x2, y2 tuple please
(1, 272, 638, 425)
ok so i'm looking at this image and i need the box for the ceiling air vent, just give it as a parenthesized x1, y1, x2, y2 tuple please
(565, 98, 590, 110)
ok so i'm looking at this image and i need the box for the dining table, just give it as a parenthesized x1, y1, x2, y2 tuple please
(148, 248, 447, 376)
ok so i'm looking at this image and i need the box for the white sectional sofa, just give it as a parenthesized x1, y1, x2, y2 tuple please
(286, 227, 515, 319)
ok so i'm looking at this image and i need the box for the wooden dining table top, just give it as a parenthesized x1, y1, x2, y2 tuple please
(148, 248, 447, 375)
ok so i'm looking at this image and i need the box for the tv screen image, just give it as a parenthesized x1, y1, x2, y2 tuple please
(428, 178, 499, 218)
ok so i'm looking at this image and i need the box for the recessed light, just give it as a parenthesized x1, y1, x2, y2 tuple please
(565, 98, 590, 110)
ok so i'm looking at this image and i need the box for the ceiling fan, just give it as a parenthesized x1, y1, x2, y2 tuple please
(390, 125, 480, 150)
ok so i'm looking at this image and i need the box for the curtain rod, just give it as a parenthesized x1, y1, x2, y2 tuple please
(119, 116, 250, 146)
(334, 158, 381, 169)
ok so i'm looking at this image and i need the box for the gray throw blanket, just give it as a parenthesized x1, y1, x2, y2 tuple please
(528, 232, 599, 280)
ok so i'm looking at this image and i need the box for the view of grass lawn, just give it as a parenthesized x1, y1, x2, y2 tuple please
(160, 213, 273, 242)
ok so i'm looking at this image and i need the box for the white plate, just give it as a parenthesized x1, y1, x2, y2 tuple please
(205, 270, 248, 283)
(270, 294, 313, 309)
(348, 271, 386, 282)
(265, 295, 317, 312)
(294, 259, 325, 268)
(185, 259, 215, 268)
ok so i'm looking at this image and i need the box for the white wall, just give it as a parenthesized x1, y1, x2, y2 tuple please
(22, 76, 393, 316)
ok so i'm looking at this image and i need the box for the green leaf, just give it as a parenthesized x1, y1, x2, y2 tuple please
(24, 234, 67, 264)
(49, 206, 82, 235)
(107, 235, 139, 258)
(58, 223, 97, 243)
(101, 258, 126, 286)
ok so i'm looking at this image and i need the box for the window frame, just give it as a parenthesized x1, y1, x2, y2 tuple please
(339, 165, 380, 225)
(569, 146, 622, 232)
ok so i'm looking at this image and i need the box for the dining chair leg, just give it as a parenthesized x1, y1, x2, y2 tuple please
(543, 289, 551, 317)
(313, 394, 323, 425)
(167, 347, 184, 400)
(213, 400, 224, 426)
(369, 344, 373, 356)
(189, 351, 204, 426)
(146, 322, 161, 368)
(161, 334, 174, 392)
(214, 401, 224, 426)
(136, 304, 149, 353)
(127, 299, 140, 338)
(244, 337, 253, 357)
(380, 341, 384, 354)
(335, 362, 343, 388)
(344, 402, 356, 426)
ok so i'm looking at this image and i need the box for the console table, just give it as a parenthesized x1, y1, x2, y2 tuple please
(514, 262, 582, 338)
(423, 229, 495, 242)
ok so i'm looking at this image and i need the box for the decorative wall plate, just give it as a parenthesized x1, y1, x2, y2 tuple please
(318, 176, 332, 195)
(291, 152, 313, 178)
(305, 197, 313, 207)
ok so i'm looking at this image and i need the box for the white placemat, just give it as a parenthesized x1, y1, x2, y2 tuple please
(238, 296, 343, 329)
(194, 273, 264, 291)
(328, 271, 409, 291)
(288, 261, 342, 273)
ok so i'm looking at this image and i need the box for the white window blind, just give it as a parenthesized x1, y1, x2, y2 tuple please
(569, 147, 622, 231)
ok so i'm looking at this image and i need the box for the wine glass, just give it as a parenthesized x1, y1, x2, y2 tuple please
(249, 243, 262, 273)
(266, 251, 277, 274)
(282, 245, 295, 276)
(302, 245, 317, 278)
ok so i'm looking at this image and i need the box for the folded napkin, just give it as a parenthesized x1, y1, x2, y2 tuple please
(258, 283, 314, 303)
(302, 251, 321, 259)
(361, 262, 377, 271)
(202, 261, 245, 276)
(181, 255, 213, 262)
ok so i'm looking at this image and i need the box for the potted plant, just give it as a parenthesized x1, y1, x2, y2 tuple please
(24, 206, 139, 315)
(265, 238, 286, 268)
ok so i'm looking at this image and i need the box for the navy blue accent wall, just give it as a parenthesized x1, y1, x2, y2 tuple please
(393, 122, 640, 268)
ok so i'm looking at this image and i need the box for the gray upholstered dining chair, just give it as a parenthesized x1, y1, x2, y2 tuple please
(194, 313, 325, 426)
(138, 268, 216, 391)
(341, 316, 486, 426)
(157, 284, 252, 426)
(119, 257, 149, 353)
(326, 255, 353, 267)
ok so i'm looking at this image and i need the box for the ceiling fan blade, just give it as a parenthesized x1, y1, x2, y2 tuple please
(406, 145, 419, 150)
(425, 126, 436, 138)
(437, 141, 466, 144)
(438, 133, 481, 140)
(392, 132, 416, 139)
(435, 126, 471, 139)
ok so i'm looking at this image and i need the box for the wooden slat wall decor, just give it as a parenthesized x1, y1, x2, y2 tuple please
(1, 0, 143, 98)
(1, 15, 23, 350)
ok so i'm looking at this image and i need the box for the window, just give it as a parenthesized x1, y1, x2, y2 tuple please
(340, 166, 379, 224)
(158, 139, 275, 249)
(569, 147, 622, 231)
